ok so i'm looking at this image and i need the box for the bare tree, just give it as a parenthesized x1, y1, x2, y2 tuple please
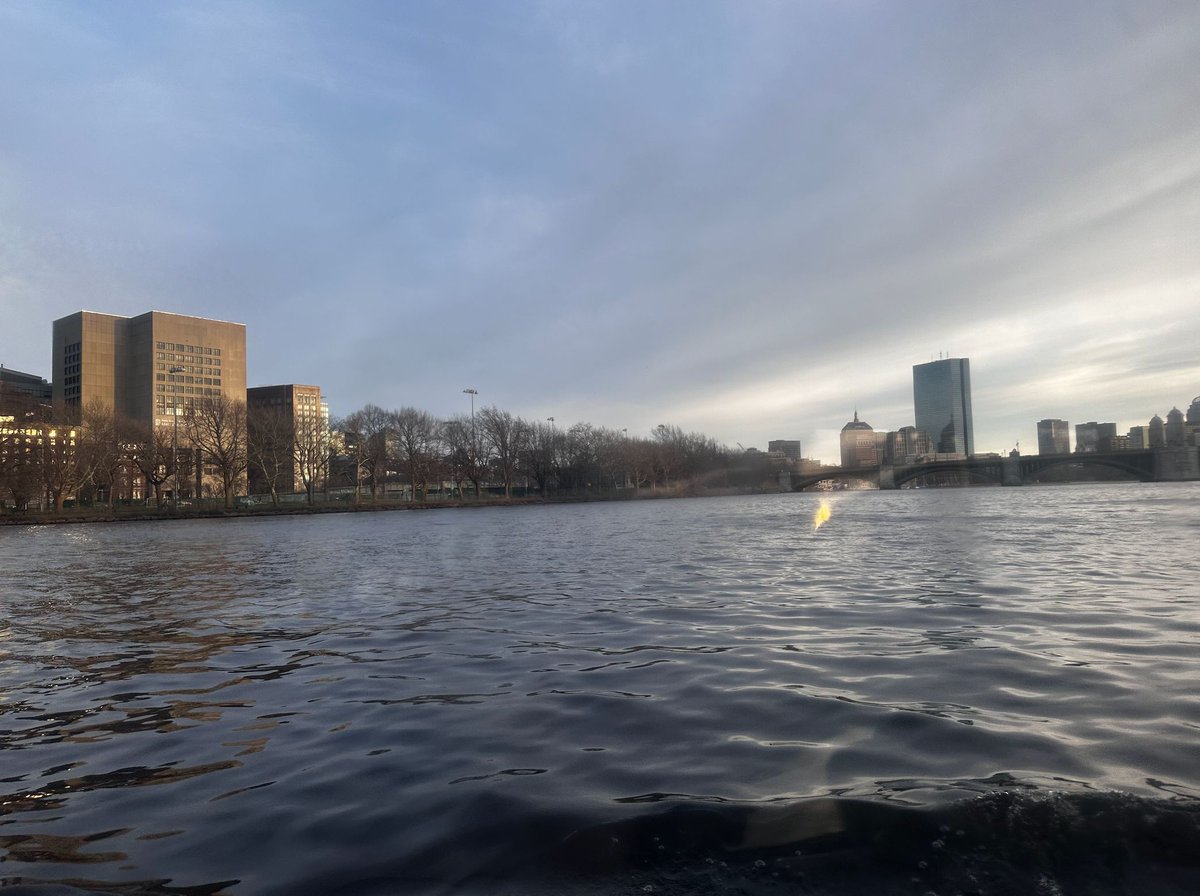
(593, 426, 627, 491)
(187, 395, 248, 509)
(518, 419, 558, 496)
(560, 422, 602, 493)
(651, 424, 685, 488)
(439, 416, 473, 500)
(129, 421, 175, 509)
(293, 409, 330, 505)
(247, 405, 293, 506)
(78, 400, 128, 508)
(478, 406, 527, 499)
(340, 404, 390, 501)
(0, 413, 43, 510)
(626, 436, 654, 491)
(38, 415, 86, 511)
(388, 407, 440, 502)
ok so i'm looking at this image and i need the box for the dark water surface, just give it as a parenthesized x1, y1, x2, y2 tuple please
(2, 485, 1198, 894)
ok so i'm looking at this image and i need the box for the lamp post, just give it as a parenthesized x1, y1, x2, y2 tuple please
(622, 428, 628, 489)
(169, 365, 184, 509)
(462, 388, 477, 435)
(463, 389, 478, 497)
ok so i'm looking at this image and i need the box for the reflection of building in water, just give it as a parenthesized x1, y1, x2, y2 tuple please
(1037, 418, 1071, 455)
(1074, 421, 1117, 453)
(840, 411, 878, 468)
(912, 357, 974, 457)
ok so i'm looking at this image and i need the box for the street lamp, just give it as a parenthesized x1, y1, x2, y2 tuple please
(463, 389, 478, 496)
(462, 388, 477, 433)
(169, 365, 184, 509)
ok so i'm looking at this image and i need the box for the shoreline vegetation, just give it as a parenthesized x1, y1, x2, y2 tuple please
(1, 476, 1176, 527)
(0, 484, 774, 527)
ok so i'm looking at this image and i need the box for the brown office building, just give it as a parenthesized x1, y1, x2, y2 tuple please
(52, 311, 247, 428)
(247, 384, 327, 494)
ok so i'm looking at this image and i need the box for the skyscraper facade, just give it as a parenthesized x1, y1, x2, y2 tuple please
(912, 358, 974, 457)
(1036, 419, 1071, 455)
(1074, 421, 1117, 453)
(51, 311, 246, 428)
(839, 411, 877, 468)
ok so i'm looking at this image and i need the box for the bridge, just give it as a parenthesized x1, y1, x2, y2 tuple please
(783, 447, 1199, 491)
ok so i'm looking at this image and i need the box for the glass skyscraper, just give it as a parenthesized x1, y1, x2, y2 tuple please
(912, 358, 974, 457)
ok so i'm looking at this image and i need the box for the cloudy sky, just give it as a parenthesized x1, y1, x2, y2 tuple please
(2, 1, 1198, 461)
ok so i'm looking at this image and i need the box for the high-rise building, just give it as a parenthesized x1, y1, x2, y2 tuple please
(1074, 421, 1117, 453)
(884, 425, 932, 463)
(1165, 407, 1186, 448)
(51, 311, 246, 428)
(840, 411, 877, 468)
(912, 358, 974, 457)
(1036, 419, 1071, 455)
(247, 384, 326, 494)
(1148, 415, 1165, 448)
(767, 439, 802, 461)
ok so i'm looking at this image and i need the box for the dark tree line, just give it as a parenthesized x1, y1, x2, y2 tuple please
(332, 404, 773, 502)
(3, 393, 778, 511)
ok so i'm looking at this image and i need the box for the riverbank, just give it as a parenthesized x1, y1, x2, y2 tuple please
(0, 485, 781, 526)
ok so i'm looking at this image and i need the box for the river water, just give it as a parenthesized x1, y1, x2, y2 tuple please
(1, 484, 1198, 895)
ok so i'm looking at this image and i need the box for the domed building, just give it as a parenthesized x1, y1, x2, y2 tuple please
(1187, 396, 1200, 426)
(1165, 407, 1185, 447)
(1148, 414, 1165, 449)
(840, 411, 878, 469)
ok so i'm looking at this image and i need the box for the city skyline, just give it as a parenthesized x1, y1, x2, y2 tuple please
(2, 2, 1199, 463)
(5, 310, 1199, 466)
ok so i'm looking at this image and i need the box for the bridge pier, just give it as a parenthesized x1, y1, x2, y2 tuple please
(878, 464, 896, 490)
(1002, 455, 1024, 486)
(1154, 447, 1200, 481)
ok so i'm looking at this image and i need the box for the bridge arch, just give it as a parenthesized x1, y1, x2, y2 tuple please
(1020, 454, 1154, 483)
(891, 463, 1003, 488)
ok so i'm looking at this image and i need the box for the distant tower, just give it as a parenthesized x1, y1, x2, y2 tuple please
(1148, 414, 1165, 449)
(912, 357, 974, 456)
(1187, 396, 1200, 425)
(840, 411, 877, 468)
(1074, 421, 1117, 453)
(1165, 407, 1185, 447)
(1036, 419, 1070, 455)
